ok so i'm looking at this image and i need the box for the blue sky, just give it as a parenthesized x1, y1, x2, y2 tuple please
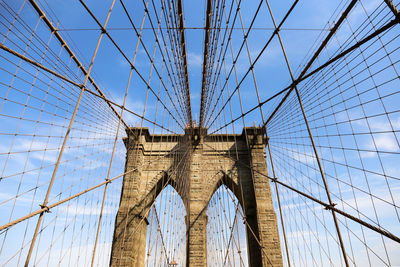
(17, 0, 354, 131)
(1, 0, 400, 266)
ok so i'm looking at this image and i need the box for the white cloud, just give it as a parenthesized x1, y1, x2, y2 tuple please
(59, 204, 116, 216)
(373, 134, 399, 152)
(370, 116, 400, 132)
(350, 0, 382, 21)
(46, 242, 112, 267)
(0, 192, 35, 206)
(188, 52, 202, 67)
(360, 151, 377, 158)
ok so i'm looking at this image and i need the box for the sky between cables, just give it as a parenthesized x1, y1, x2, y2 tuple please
(0, 0, 400, 266)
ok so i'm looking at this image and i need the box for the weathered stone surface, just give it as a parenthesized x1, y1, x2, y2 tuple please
(110, 127, 283, 267)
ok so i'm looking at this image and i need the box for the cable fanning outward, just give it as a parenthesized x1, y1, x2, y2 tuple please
(0, 0, 399, 266)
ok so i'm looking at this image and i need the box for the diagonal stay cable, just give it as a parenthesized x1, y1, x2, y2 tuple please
(27, 0, 130, 130)
(177, 0, 192, 125)
(0, 168, 137, 233)
(120, 0, 190, 124)
(78, 0, 186, 129)
(263, 0, 359, 128)
(0, 43, 177, 134)
(205, 0, 299, 129)
(209, 4, 400, 135)
(199, 0, 213, 129)
(265, 1, 349, 265)
(202, 142, 400, 245)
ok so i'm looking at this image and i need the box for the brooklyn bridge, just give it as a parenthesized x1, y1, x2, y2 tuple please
(0, 0, 399, 266)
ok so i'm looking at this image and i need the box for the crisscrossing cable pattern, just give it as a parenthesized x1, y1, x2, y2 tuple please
(0, 0, 399, 266)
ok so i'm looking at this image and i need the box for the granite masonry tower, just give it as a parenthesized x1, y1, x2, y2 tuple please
(110, 127, 283, 266)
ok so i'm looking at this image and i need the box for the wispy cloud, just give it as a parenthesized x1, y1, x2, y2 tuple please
(188, 52, 202, 67)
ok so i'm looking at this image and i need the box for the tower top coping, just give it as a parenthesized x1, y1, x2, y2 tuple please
(124, 126, 267, 144)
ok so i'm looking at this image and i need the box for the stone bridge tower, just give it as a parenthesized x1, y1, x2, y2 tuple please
(109, 127, 283, 267)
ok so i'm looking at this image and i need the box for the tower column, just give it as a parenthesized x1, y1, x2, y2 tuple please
(110, 206, 148, 267)
(186, 129, 208, 267)
(186, 206, 208, 267)
(243, 128, 283, 267)
(109, 127, 283, 267)
(110, 130, 150, 267)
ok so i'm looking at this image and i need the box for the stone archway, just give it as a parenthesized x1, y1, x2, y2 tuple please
(109, 128, 189, 267)
(110, 127, 283, 267)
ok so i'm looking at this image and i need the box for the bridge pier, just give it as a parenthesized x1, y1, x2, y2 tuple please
(186, 207, 208, 266)
(110, 127, 283, 266)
